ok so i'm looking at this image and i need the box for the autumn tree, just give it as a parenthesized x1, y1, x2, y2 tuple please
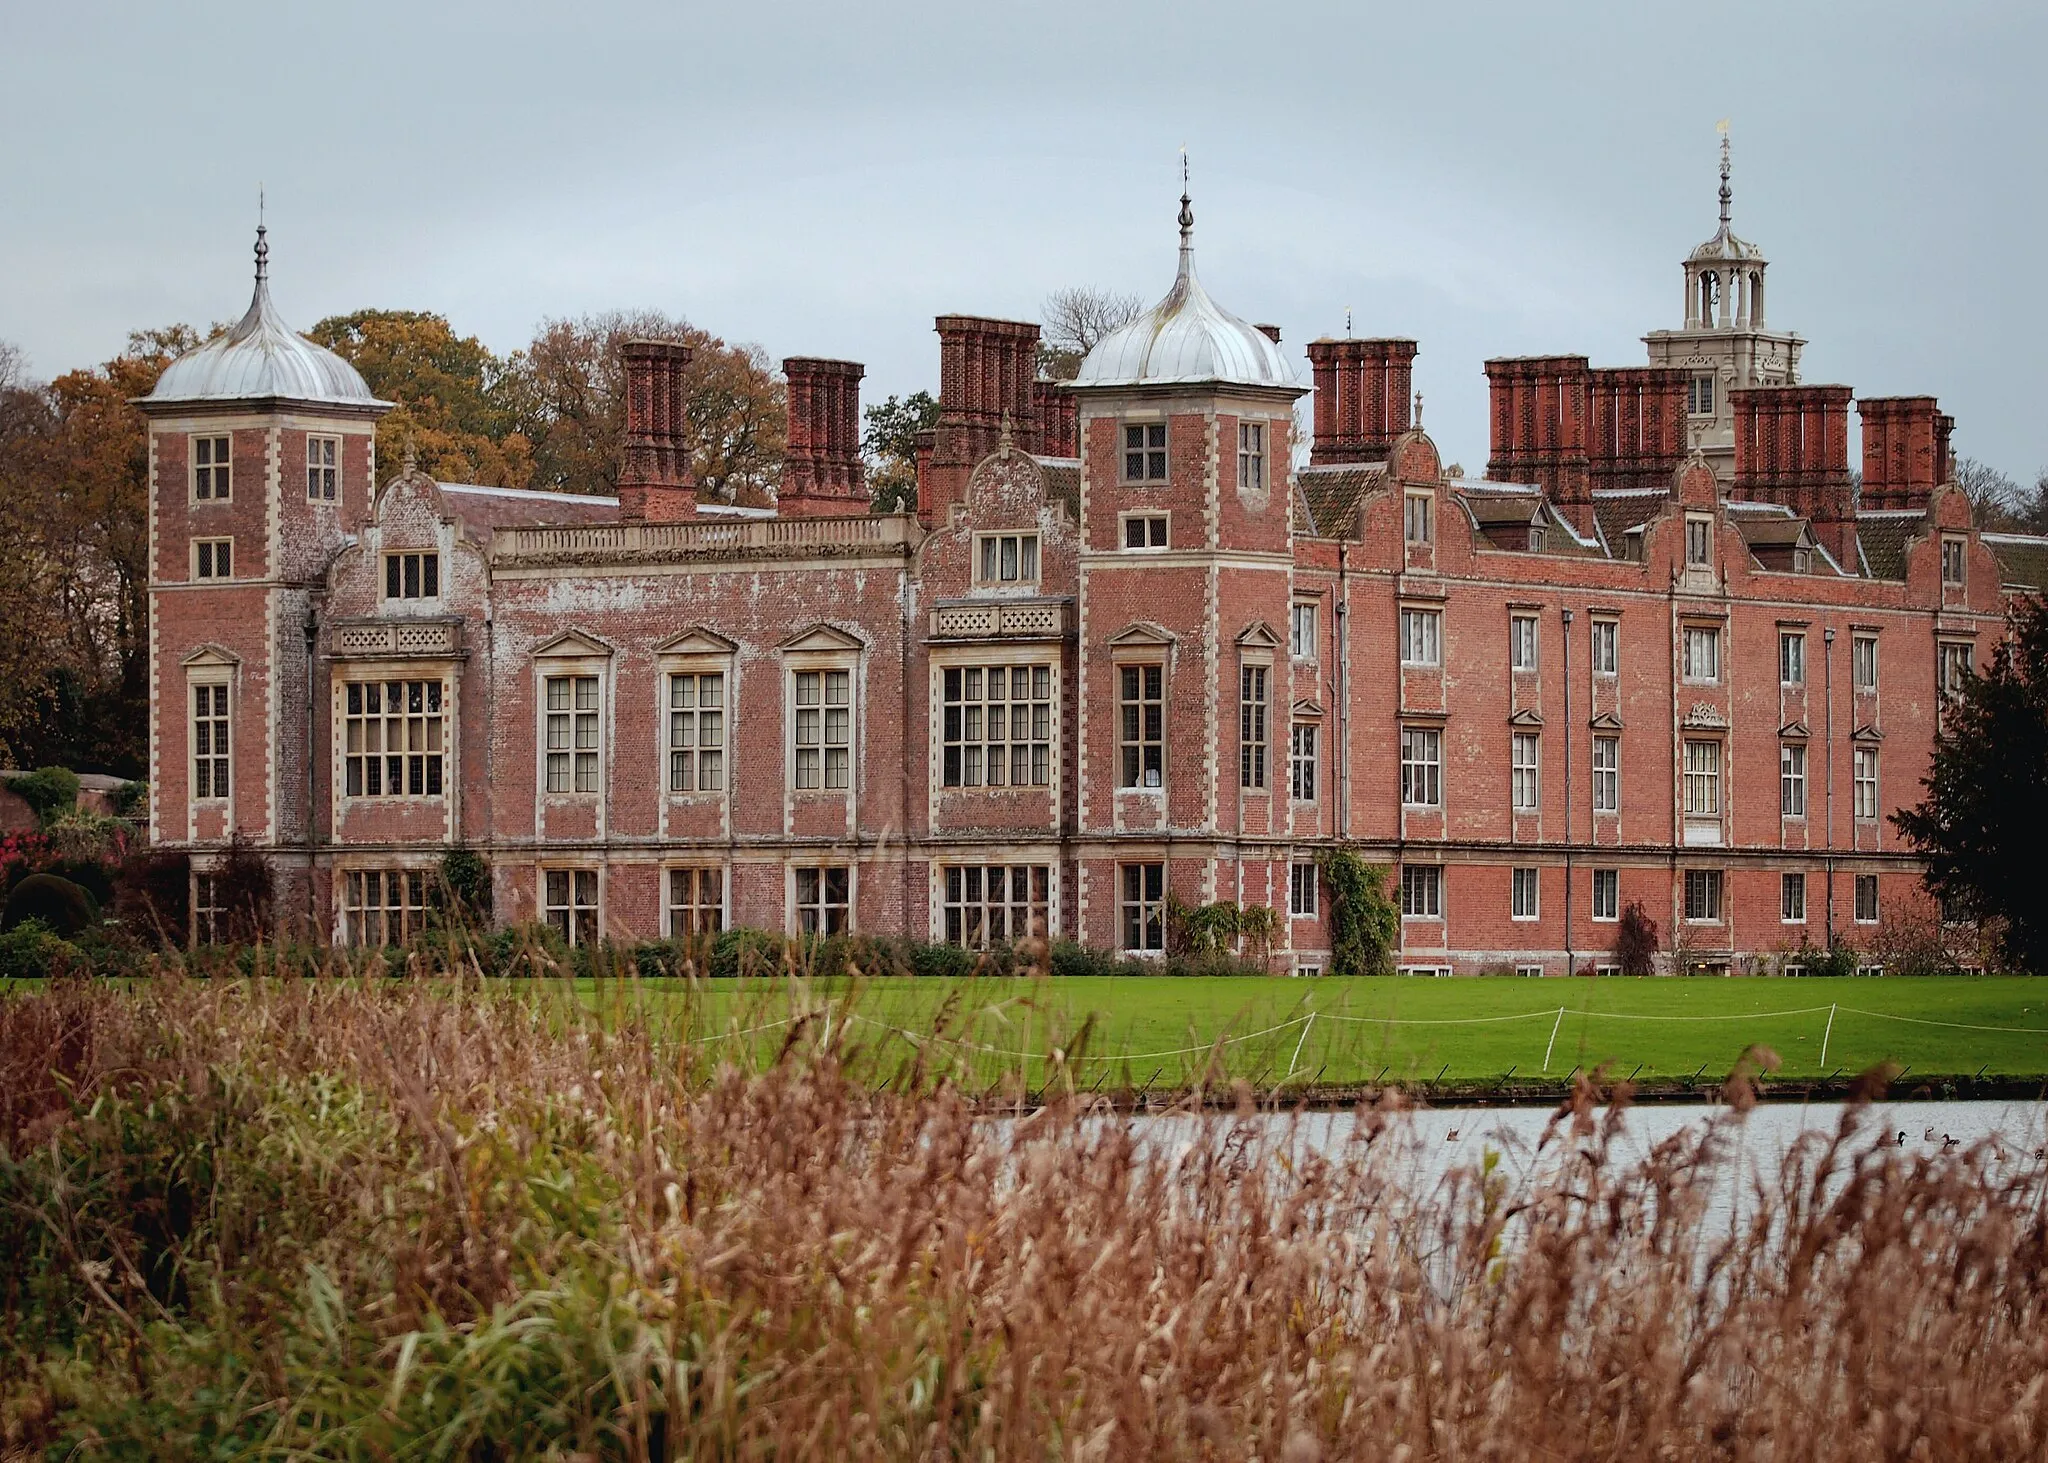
(1894, 595, 2048, 974)
(861, 391, 938, 513)
(504, 311, 784, 504)
(1038, 287, 1143, 380)
(0, 328, 194, 774)
(307, 310, 532, 488)
(0, 342, 55, 762)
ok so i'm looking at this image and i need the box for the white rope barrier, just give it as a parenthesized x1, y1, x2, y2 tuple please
(689, 999, 2048, 1069)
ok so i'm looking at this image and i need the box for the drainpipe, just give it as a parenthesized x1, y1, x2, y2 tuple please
(304, 602, 318, 939)
(1336, 541, 1350, 841)
(1823, 626, 1836, 948)
(1562, 606, 1574, 977)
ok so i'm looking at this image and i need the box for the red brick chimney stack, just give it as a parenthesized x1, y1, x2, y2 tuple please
(1032, 379, 1078, 458)
(1732, 384, 1858, 569)
(1585, 366, 1688, 494)
(617, 340, 696, 522)
(779, 356, 866, 517)
(926, 315, 1042, 524)
(1485, 355, 1593, 534)
(1307, 338, 1417, 466)
(1857, 396, 1954, 512)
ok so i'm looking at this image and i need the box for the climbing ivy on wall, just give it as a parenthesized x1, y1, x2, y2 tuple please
(1318, 849, 1399, 976)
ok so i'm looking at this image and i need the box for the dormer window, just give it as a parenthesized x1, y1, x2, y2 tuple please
(1685, 516, 1713, 568)
(1687, 374, 1716, 416)
(384, 552, 440, 601)
(1123, 422, 1168, 482)
(977, 533, 1039, 585)
(193, 435, 231, 500)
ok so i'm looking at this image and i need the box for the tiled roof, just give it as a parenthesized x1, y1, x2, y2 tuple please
(1296, 464, 1385, 538)
(1984, 533, 2048, 590)
(1033, 458, 1081, 521)
(1592, 488, 1665, 555)
(1855, 510, 1925, 581)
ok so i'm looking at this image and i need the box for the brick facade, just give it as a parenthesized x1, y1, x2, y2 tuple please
(138, 200, 2045, 973)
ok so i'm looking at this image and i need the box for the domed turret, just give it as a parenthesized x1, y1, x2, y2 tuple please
(148, 227, 384, 407)
(1073, 191, 1296, 390)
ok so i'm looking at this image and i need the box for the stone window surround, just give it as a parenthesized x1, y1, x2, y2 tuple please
(533, 639, 612, 804)
(931, 648, 1059, 794)
(657, 632, 737, 802)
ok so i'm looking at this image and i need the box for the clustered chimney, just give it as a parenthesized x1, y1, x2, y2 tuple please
(617, 339, 695, 522)
(1585, 367, 1688, 493)
(1032, 378, 1078, 459)
(779, 357, 866, 517)
(926, 316, 1042, 523)
(1484, 356, 1593, 533)
(1482, 357, 1690, 536)
(1857, 396, 1954, 513)
(1306, 338, 1416, 466)
(1731, 384, 1857, 569)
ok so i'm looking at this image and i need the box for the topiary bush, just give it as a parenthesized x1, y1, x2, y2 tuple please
(2, 873, 99, 937)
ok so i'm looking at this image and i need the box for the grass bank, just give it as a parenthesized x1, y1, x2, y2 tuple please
(3, 976, 2046, 1459)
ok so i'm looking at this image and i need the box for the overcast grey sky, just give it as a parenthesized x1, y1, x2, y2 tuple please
(3, 0, 2043, 477)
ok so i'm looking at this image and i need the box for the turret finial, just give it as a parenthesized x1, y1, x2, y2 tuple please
(1177, 147, 1193, 238)
(254, 184, 270, 283)
(1716, 119, 1732, 228)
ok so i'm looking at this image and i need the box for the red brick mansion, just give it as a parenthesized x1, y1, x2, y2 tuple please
(141, 164, 2046, 973)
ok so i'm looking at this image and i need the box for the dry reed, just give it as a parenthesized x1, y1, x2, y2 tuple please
(2, 972, 2045, 1460)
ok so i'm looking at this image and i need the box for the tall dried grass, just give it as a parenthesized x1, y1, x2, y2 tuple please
(2, 973, 2045, 1460)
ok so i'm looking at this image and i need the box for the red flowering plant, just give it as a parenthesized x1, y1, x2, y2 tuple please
(0, 831, 55, 898)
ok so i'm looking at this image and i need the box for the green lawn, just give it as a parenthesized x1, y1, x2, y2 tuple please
(12, 972, 2044, 1092)
(605, 974, 2048, 1090)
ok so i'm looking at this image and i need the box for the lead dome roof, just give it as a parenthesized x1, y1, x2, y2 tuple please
(147, 229, 385, 408)
(1073, 195, 1298, 391)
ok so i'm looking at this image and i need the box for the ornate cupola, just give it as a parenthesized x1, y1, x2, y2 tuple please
(1643, 126, 1805, 485)
(1071, 190, 1298, 391)
(147, 226, 387, 410)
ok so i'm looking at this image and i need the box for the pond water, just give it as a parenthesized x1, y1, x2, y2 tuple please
(1115, 1100, 2048, 1236)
